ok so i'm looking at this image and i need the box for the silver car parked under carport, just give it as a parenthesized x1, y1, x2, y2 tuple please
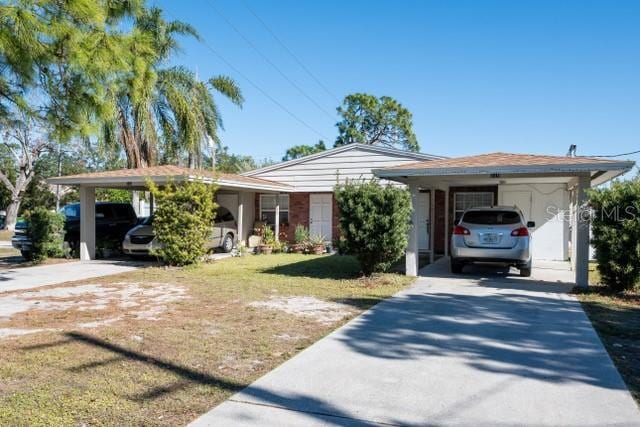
(123, 206, 237, 256)
(450, 206, 534, 276)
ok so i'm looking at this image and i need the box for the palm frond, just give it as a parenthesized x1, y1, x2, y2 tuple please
(209, 75, 244, 107)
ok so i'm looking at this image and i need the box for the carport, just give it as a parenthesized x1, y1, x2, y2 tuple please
(374, 153, 634, 287)
(48, 165, 292, 261)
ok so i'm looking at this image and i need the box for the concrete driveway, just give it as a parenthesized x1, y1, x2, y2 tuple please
(192, 258, 640, 426)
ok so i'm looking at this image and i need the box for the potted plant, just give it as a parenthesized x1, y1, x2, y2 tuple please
(291, 224, 309, 254)
(309, 234, 326, 255)
(259, 224, 275, 255)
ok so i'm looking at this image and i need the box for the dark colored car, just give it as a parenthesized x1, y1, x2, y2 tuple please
(12, 202, 138, 259)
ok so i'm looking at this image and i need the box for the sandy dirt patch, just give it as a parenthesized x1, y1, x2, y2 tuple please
(249, 296, 353, 324)
(0, 327, 49, 338)
(0, 282, 188, 339)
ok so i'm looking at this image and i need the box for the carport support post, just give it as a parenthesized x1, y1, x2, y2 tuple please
(444, 186, 450, 258)
(274, 195, 280, 241)
(406, 183, 419, 276)
(574, 174, 591, 288)
(429, 187, 435, 264)
(237, 193, 244, 247)
(79, 185, 95, 261)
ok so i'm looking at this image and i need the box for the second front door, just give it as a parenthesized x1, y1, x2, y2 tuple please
(310, 194, 332, 241)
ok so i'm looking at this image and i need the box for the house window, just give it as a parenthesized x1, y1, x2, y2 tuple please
(454, 192, 494, 224)
(260, 194, 289, 227)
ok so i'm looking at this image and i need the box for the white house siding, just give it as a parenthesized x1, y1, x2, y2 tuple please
(498, 183, 569, 261)
(247, 146, 433, 192)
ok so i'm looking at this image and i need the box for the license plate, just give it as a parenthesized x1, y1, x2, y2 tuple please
(482, 233, 498, 244)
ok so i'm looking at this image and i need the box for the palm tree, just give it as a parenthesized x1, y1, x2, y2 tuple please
(101, 6, 243, 170)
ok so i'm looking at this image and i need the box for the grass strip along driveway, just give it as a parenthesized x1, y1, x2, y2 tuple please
(576, 285, 640, 405)
(0, 254, 412, 426)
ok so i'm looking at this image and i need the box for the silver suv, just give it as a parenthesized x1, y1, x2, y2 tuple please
(450, 206, 534, 277)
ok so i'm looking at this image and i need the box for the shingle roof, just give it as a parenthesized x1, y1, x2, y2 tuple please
(383, 152, 625, 170)
(48, 165, 292, 190)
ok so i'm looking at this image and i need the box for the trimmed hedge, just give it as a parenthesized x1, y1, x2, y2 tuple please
(335, 180, 411, 275)
(589, 178, 640, 292)
(26, 207, 65, 262)
(149, 179, 217, 266)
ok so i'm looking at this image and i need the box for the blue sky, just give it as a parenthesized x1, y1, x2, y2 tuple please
(156, 0, 640, 166)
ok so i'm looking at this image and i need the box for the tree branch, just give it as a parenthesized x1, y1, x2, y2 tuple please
(0, 170, 16, 193)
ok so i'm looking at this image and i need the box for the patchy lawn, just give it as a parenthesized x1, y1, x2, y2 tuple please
(575, 284, 640, 405)
(0, 254, 412, 426)
(0, 229, 13, 240)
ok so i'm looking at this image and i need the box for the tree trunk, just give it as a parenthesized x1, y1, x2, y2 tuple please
(4, 197, 20, 231)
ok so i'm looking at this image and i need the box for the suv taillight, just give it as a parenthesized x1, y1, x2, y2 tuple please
(511, 227, 529, 237)
(453, 225, 470, 235)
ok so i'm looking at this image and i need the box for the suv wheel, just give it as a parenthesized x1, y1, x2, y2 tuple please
(519, 267, 532, 277)
(451, 259, 464, 274)
(222, 233, 234, 253)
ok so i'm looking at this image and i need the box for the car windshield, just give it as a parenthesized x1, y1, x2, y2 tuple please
(462, 210, 521, 225)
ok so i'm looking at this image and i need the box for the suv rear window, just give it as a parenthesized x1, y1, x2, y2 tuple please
(462, 210, 521, 225)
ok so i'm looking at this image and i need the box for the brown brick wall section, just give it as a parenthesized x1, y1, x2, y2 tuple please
(288, 193, 310, 241)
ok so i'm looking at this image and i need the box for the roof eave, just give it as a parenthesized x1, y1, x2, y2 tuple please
(47, 174, 292, 193)
(373, 161, 635, 178)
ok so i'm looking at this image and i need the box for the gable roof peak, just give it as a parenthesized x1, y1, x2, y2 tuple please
(243, 143, 444, 176)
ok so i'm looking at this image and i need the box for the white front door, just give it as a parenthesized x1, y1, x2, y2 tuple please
(310, 194, 332, 241)
(416, 191, 430, 251)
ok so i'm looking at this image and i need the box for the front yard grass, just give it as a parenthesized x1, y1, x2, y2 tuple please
(0, 254, 412, 426)
(575, 282, 640, 405)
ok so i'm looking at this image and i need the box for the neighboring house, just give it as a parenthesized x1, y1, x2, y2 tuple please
(243, 143, 443, 244)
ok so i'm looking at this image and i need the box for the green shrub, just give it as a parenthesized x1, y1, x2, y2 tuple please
(335, 180, 411, 275)
(294, 224, 309, 244)
(589, 178, 640, 292)
(25, 207, 65, 262)
(148, 179, 217, 266)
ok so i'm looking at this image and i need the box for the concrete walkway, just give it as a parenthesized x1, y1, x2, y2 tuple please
(0, 260, 148, 293)
(192, 259, 640, 426)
